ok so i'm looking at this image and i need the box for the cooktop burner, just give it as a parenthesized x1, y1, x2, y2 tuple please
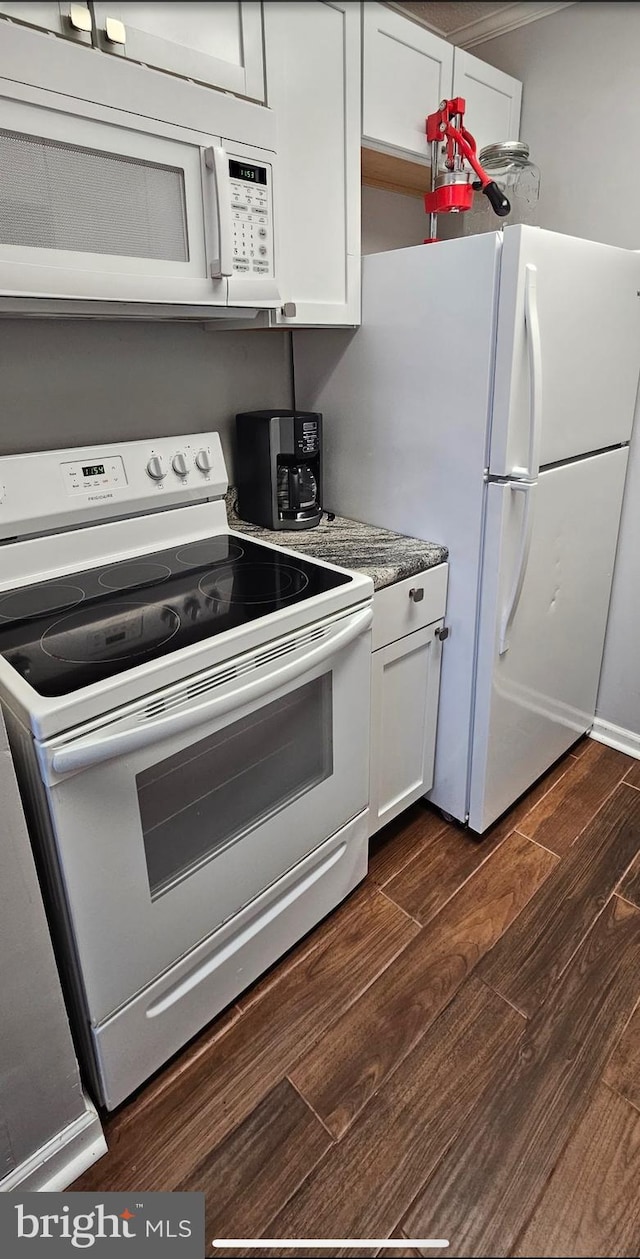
(176, 538, 244, 567)
(0, 534, 351, 697)
(0, 582, 85, 623)
(199, 562, 309, 606)
(41, 602, 181, 664)
(98, 561, 172, 591)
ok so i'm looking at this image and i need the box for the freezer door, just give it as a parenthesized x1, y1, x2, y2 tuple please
(489, 226, 640, 476)
(469, 447, 628, 833)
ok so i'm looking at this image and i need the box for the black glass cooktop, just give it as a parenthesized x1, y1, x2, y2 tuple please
(0, 534, 352, 697)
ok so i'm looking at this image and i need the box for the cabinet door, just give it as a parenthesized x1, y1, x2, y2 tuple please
(0, 2, 91, 42)
(363, 2, 453, 161)
(92, 1, 265, 101)
(264, 1, 361, 327)
(452, 48, 522, 153)
(369, 622, 443, 836)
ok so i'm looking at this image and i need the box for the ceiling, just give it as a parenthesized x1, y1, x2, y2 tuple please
(386, 2, 574, 48)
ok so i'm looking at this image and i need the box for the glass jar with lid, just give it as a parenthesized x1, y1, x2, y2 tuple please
(463, 141, 540, 235)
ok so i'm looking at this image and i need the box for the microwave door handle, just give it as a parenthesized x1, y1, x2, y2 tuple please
(204, 146, 233, 279)
(45, 607, 373, 780)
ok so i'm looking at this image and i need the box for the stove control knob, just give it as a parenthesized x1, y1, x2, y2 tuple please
(195, 449, 212, 474)
(146, 455, 166, 482)
(172, 452, 188, 478)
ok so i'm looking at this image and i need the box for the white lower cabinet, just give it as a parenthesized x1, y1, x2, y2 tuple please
(369, 565, 448, 836)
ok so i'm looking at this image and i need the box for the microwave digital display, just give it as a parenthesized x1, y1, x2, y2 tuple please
(82, 464, 105, 477)
(229, 159, 267, 185)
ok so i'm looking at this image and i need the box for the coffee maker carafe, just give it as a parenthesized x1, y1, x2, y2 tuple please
(236, 410, 322, 530)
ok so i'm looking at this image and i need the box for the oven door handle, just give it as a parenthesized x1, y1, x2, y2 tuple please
(44, 607, 373, 780)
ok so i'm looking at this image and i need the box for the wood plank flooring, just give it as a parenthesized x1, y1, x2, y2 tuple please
(73, 739, 640, 1258)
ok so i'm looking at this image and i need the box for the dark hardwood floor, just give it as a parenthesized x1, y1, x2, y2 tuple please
(74, 738, 640, 1257)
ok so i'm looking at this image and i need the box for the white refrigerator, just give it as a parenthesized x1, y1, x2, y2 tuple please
(294, 226, 640, 832)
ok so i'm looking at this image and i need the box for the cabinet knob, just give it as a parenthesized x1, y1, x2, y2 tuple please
(69, 3, 92, 32)
(435, 625, 450, 641)
(104, 16, 126, 45)
(409, 587, 424, 603)
(281, 302, 297, 318)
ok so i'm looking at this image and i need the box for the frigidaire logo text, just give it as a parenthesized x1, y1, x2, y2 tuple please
(15, 1203, 194, 1249)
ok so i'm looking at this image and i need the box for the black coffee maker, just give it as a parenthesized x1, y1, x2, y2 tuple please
(235, 410, 322, 530)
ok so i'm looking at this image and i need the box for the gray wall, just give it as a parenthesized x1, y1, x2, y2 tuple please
(361, 185, 427, 253)
(478, 1, 640, 740)
(0, 322, 293, 480)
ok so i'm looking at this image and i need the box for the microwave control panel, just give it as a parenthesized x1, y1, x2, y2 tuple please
(229, 158, 273, 279)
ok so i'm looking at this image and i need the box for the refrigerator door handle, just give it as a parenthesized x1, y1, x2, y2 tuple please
(499, 479, 536, 655)
(525, 263, 543, 478)
(510, 264, 543, 481)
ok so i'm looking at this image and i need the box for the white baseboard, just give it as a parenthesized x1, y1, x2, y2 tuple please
(0, 1100, 106, 1192)
(590, 718, 640, 761)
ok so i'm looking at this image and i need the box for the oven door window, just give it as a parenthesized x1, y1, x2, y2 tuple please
(136, 674, 333, 899)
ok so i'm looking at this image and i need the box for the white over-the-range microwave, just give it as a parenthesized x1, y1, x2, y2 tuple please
(0, 21, 280, 320)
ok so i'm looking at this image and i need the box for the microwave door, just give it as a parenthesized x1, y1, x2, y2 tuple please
(0, 85, 230, 309)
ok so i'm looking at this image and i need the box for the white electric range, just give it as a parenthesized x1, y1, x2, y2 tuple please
(0, 432, 373, 1109)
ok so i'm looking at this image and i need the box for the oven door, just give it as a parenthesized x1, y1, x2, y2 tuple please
(37, 605, 372, 1023)
(0, 83, 231, 308)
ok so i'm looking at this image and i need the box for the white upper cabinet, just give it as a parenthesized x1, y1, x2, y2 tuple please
(92, 2, 265, 101)
(452, 48, 522, 152)
(362, 2, 453, 162)
(264, 1, 361, 327)
(0, 2, 92, 42)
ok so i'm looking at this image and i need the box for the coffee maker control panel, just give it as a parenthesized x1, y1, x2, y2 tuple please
(295, 416, 321, 456)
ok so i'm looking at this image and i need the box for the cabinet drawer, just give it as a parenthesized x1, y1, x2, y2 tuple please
(372, 563, 448, 651)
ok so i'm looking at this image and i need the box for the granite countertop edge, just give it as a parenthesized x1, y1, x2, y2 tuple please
(226, 491, 448, 592)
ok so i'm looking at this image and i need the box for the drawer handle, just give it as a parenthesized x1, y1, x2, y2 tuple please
(409, 587, 424, 602)
(105, 16, 126, 44)
(435, 625, 450, 641)
(69, 3, 92, 32)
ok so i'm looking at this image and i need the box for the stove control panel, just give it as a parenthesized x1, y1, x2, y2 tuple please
(0, 432, 226, 541)
(63, 456, 126, 495)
